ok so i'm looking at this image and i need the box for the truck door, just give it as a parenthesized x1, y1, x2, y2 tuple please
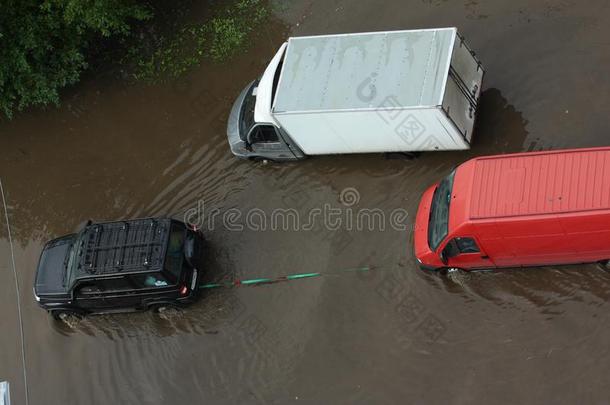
(442, 34, 484, 144)
(248, 125, 296, 160)
(441, 236, 495, 270)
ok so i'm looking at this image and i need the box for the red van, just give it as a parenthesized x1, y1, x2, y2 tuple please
(414, 147, 610, 272)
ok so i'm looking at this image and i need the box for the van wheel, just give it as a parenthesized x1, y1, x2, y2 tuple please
(50, 309, 83, 322)
(440, 267, 465, 276)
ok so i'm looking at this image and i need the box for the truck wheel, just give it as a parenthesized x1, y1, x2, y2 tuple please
(50, 309, 83, 322)
(249, 157, 275, 164)
(384, 152, 421, 160)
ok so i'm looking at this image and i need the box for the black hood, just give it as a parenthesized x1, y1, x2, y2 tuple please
(35, 235, 75, 296)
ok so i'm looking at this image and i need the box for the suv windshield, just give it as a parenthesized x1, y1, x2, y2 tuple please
(239, 80, 259, 141)
(165, 223, 186, 282)
(428, 170, 455, 251)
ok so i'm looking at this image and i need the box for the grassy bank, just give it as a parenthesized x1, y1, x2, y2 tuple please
(125, 0, 268, 82)
(0, 0, 269, 118)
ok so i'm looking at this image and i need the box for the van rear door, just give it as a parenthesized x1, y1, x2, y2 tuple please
(442, 34, 484, 144)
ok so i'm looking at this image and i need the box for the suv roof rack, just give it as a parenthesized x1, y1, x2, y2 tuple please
(74, 218, 171, 278)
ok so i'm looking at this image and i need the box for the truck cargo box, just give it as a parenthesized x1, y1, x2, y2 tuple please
(226, 28, 485, 161)
(272, 28, 484, 155)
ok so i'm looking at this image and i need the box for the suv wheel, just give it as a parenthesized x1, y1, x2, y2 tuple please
(50, 309, 83, 322)
(149, 303, 183, 314)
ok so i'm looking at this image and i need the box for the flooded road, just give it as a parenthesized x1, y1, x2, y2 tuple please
(2, 0, 610, 403)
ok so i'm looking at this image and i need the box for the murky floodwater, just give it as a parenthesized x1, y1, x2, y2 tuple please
(2, 0, 610, 403)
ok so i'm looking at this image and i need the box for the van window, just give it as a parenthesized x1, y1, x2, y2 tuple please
(455, 237, 480, 254)
(428, 171, 455, 251)
(442, 237, 480, 261)
(250, 125, 279, 143)
(442, 240, 460, 260)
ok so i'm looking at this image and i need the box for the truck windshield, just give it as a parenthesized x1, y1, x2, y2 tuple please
(428, 170, 455, 251)
(239, 80, 258, 141)
(165, 223, 186, 282)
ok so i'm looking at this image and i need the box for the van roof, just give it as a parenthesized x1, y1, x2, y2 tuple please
(72, 218, 171, 279)
(465, 147, 610, 220)
(272, 28, 457, 114)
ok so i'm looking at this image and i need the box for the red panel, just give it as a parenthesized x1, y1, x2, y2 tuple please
(468, 147, 610, 219)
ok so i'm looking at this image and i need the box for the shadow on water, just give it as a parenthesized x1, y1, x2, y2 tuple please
(49, 288, 247, 338)
(470, 87, 530, 156)
(49, 236, 249, 338)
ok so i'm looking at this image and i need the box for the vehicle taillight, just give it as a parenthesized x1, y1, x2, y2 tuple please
(180, 285, 189, 296)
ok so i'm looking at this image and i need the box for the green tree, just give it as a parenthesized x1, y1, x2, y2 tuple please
(0, 0, 150, 118)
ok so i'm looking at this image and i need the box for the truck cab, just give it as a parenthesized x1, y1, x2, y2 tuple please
(34, 218, 204, 320)
(226, 43, 305, 161)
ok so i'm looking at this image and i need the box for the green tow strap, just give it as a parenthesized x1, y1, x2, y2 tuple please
(200, 267, 371, 289)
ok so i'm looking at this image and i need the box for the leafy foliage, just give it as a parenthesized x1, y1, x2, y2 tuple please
(128, 0, 268, 82)
(209, 0, 268, 61)
(0, 0, 151, 118)
(0, 0, 268, 117)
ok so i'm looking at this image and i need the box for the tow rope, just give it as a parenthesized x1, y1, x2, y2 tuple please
(199, 266, 375, 289)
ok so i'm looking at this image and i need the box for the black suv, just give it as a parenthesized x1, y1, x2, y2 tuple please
(34, 218, 204, 320)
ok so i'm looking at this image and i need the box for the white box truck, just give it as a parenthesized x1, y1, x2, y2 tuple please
(227, 28, 484, 161)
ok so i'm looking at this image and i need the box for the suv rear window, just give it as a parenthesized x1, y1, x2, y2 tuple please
(98, 277, 131, 292)
(131, 273, 170, 288)
(165, 223, 186, 282)
(428, 170, 455, 251)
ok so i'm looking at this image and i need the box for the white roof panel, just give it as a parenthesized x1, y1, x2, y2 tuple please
(273, 28, 456, 113)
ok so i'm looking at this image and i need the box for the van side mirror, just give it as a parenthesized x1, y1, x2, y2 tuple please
(440, 240, 459, 265)
(440, 249, 448, 265)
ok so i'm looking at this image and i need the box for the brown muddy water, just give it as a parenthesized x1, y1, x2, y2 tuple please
(2, 1, 610, 404)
